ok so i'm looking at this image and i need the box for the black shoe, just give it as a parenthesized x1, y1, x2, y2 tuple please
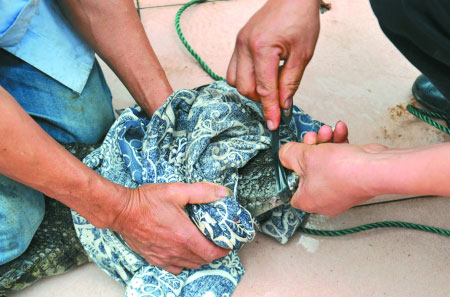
(412, 75, 450, 116)
(409, 75, 450, 133)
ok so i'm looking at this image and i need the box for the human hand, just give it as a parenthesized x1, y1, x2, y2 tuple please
(111, 182, 232, 274)
(227, 0, 320, 130)
(279, 122, 387, 216)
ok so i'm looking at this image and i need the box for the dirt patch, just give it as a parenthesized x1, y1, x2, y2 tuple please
(374, 98, 450, 146)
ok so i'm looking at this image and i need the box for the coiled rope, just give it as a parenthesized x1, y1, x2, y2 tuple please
(175, 0, 225, 81)
(174, 0, 449, 237)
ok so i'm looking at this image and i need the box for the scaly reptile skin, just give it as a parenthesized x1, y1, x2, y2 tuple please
(0, 143, 298, 295)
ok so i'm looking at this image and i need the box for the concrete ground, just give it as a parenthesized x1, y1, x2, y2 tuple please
(10, 0, 450, 296)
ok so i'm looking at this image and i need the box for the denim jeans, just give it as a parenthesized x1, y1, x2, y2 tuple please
(0, 49, 115, 264)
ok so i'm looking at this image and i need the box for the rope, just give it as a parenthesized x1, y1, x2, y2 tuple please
(175, 0, 224, 81)
(174, 0, 449, 238)
(407, 104, 450, 134)
(298, 221, 450, 237)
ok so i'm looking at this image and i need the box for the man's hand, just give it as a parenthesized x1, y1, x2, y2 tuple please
(279, 142, 386, 216)
(111, 182, 232, 275)
(279, 122, 388, 216)
(227, 0, 320, 130)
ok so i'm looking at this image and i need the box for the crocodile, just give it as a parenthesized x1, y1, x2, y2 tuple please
(0, 142, 300, 295)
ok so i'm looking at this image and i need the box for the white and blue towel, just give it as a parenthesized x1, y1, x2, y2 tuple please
(72, 81, 322, 297)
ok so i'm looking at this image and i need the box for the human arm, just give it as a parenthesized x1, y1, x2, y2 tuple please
(279, 138, 450, 216)
(56, 0, 172, 115)
(227, 0, 320, 130)
(0, 86, 230, 274)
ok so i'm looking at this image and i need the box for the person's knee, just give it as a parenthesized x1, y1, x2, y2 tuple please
(57, 60, 115, 144)
(0, 176, 45, 264)
(0, 221, 39, 265)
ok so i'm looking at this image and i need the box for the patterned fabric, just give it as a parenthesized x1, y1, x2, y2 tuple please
(72, 81, 322, 297)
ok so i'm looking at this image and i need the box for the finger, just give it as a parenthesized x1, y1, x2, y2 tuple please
(179, 182, 233, 205)
(144, 253, 200, 272)
(170, 258, 202, 270)
(235, 47, 258, 100)
(302, 132, 317, 145)
(145, 244, 206, 267)
(185, 225, 230, 263)
(278, 142, 310, 173)
(317, 125, 333, 143)
(278, 53, 305, 110)
(157, 254, 203, 270)
(332, 121, 349, 143)
(163, 265, 184, 275)
(226, 47, 238, 87)
(253, 48, 281, 130)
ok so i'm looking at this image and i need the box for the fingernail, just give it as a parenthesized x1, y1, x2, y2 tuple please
(285, 97, 292, 109)
(217, 186, 233, 198)
(267, 120, 275, 130)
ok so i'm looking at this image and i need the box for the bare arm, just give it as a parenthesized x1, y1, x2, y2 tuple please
(279, 140, 450, 216)
(57, 0, 172, 115)
(0, 86, 124, 227)
(0, 86, 229, 273)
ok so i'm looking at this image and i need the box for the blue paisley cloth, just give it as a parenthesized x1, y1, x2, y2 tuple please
(71, 81, 322, 297)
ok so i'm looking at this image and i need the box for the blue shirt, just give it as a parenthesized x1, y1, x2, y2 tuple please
(0, 0, 95, 93)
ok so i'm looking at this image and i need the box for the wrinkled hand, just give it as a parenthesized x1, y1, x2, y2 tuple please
(279, 122, 387, 216)
(111, 182, 232, 274)
(227, 0, 320, 130)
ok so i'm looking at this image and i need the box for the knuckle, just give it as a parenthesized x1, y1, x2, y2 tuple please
(285, 79, 300, 91)
(236, 36, 246, 49)
(256, 84, 276, 100)
(235, 30, 249, 47)
(300, 49, 314, 64)
(226, 75, 236, 87)
(249, 36, 269, 54)
(237, 85, 256, 99)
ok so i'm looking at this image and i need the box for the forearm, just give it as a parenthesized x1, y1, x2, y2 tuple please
(369, 143, 450, 197)
(57, 0, 172, 115)
(0, 87, 126, 228)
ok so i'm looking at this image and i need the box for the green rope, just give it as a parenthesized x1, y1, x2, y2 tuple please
(407, 104, 450, 134)
(174, 1, 449, 238)
(298, 221, 450, 237)
(175, 0, 224, 81)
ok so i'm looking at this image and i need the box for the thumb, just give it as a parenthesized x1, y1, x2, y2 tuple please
(279, 142, 310, 174)
(183, 182, 233, 205)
